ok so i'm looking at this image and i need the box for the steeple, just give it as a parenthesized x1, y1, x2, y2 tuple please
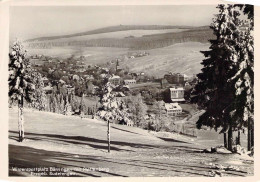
(116, 59, 119, 72)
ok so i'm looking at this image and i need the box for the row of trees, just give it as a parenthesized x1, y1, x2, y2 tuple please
(26, 26, 214, 50)
(192, 4, 254, 151)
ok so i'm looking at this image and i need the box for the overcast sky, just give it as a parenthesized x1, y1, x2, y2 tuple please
(10, 5, 218, 40)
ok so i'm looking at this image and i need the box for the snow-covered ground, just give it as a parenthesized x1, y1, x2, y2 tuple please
(9, 108, 253, 177)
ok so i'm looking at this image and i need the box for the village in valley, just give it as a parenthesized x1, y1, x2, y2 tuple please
(29, 51, 198, 132)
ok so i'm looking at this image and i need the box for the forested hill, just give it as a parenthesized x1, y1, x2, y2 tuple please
(25, 25, 196, 42)
(25, 25, 214, 50)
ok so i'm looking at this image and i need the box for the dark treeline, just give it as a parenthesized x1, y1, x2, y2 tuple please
(25, 25, 197, 42)
(25, 27, 214, 50)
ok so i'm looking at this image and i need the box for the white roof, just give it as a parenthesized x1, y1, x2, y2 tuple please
(59, 79, 65, 84)
(165, 103, 182, 111)
(43, 86, 53, 91)
(170, 87, 184, 91)
(110, 75, 120, 79)
(124, 79, 136, 82)
(171, 98, 185, 102)
(117, 92, 125, 97)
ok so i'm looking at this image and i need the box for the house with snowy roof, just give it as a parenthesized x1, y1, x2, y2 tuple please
(124, 79, 136, 85)
(167, 87, 185, 102)
(165, 103, 182, 115)
(108, 75, 121, 86)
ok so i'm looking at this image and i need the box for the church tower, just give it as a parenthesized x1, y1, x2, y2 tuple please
(116, 59, 119, 73)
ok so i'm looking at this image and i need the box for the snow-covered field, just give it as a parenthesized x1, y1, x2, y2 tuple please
(38, 29, 189, 43)
(26, 42, 210, 77)
(121, 42, 210, 77)
(9, 108, 253, 177)
(26, 46, 129, 65)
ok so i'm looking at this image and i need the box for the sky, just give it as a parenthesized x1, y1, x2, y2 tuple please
(10, 5, 218, 40)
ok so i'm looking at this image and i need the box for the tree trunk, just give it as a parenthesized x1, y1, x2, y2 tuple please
(237, 130, 241, 145)
(251, 123, 254, 148)
(224, 132, 227, 148)
(107, 120, 110, 153)
(228, 126, 233, 151)
(18, 97, 24, 142)
(80, 93, 84, 119)
(247, 121, 251, 151)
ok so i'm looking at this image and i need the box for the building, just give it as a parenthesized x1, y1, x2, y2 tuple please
(30, 58, 42, 67)
(124, 79, 136, 85)
(66, 85, 75, 95)
(42, 77, 49, 87)
(43, 85, 53, 94)
(101, 67, 109, 73)
(59, 79, 66, 84)
(165, 103, 182, 115)
(161, 78, 169, 89)
(84, 75, 95, 81)
(108, 75, 121, 86)
(164, 73, 185, 85)
(77, 68, 86, 73)
(184, 82, 192, 90)
(183, 74, 190, 81)
(59, 61, 66, 69)
(72, 74, 80, 81)
(169, 87, 185, 102)
(86, 81, 95, 95)
(100, 73, 107, 78)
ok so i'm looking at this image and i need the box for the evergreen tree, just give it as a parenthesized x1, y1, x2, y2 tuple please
(60, 95, 65, 114)
(231, 5, 254, 151)
(64, 93, 72, 115)
(126, 94, 147, 127)
(9, 41, 35, 142)
(98, 82, 115, 153)
(31, 71, 47, 111)
(192, 4, 241, 151)
(97, 81, 132, 152)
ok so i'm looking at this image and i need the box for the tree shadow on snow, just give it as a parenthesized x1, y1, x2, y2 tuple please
(111, 126, 143, 136)
(9, 130, 154, 151)
(9, 130, 203, 153)
(157, 137, 190, 144)
(8, 144, 247, 177)
(9, 144, 128, 177)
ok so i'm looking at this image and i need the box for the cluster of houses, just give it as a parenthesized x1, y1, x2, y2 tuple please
(128, 51, 149, 59)
(31, 53, 197, 118)
(163, 72, 193, 85)
(43, 75, 188, 117)
(107, 73, 186, 116)
(42, 77, 77, 95)
(163, 87, 185, 115)
(107, 51, 149, 67)
(109, 52, 149, 64)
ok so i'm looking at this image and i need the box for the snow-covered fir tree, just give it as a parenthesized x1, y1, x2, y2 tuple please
(231, 5, 254, 151)
(64, 94, 72, 115)
(31, 71, 47, 111)
(97, 82, 129, 123)
(192, 4, 242, 151)
(9, 40, 35, 142)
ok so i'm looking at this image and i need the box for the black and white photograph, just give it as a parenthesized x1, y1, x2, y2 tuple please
(2, 1, 256, 178)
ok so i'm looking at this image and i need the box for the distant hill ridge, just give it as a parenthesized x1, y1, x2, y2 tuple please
(25, 25, 197, 42)
(25, 25, 214, 50)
